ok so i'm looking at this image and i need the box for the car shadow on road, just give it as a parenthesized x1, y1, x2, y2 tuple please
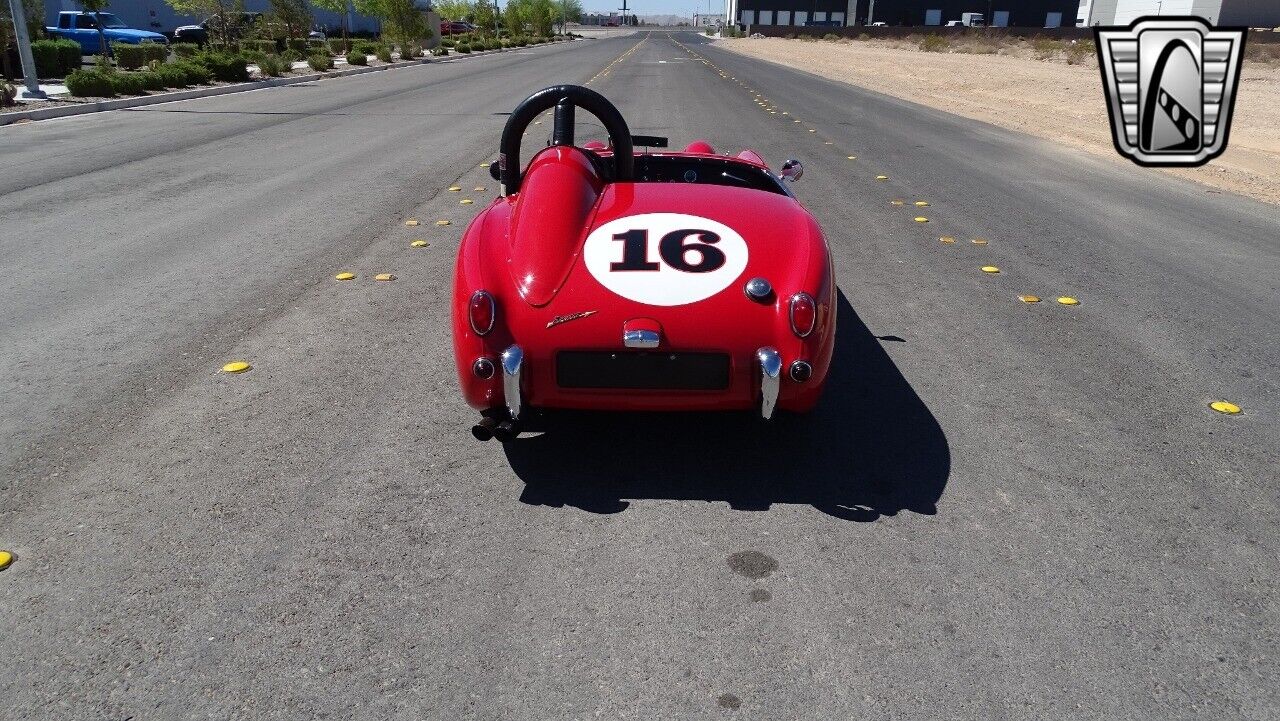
(503, 291, 950, 522)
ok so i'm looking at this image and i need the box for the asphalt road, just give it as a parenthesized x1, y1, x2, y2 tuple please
(2, 31, 1277, 719)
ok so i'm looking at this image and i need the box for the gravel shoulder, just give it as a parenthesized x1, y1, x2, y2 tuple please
(718, 36, 1280, 205)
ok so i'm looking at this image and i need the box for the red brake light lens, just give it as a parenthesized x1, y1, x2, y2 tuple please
(789, 293, 816, 338)
(469, 290, 495, 335)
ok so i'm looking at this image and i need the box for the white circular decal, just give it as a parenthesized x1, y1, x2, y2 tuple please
(582, 213, 749, 306)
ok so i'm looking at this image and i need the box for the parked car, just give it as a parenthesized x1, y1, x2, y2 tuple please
(869, 21, 887, 27)
(46, 11, 168, 55)
(440, 21, 477, 35)
(453, 85, 835, 441)
(173, 12, 263, 47)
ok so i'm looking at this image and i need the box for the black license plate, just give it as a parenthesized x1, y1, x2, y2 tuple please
(556, 351, 731, 391)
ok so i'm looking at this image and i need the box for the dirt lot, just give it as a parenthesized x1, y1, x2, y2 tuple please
(718, 36, 1280, 205)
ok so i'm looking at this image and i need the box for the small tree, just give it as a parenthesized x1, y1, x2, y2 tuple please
(556, 0, 582, 33)
(312, 0, 349, 49)
(165, 0, 239, 46)
(268, 0, 313, 39)
(352, 0, 431, 49)
(434, 0, 473, 22)
(77, 0, 112, 57)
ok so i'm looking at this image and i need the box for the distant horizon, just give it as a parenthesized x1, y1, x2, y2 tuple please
(577, 0, 725, 18)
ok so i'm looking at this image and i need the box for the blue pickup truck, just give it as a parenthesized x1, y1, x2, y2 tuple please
(45, 11, 169, 55)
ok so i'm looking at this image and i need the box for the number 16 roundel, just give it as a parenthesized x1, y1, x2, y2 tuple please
(582, 213, 750, 306)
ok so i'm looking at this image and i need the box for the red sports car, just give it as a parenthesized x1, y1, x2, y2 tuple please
(452, 85, 835, 441)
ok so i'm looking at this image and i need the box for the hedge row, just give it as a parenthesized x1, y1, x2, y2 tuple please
(32, 39, 83, 78)
(63, 60, 214, 97)
(112, 42, 168, 70)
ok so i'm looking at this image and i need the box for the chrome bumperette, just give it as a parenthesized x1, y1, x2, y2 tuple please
(757, 347, 782, 420)
(623, 329, 660, 349)
(501, 345, 524, 420)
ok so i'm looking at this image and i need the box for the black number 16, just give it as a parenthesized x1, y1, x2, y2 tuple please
(610, 228, 727, 273)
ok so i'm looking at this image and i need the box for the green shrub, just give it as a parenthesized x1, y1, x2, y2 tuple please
(376, 46, 393, 62)
(327, 38, 349, 54)
(456, 43, 471, 53)
(171, 60, 214, 85)
(281, 49, 304, 63)
(65, 69, 115, 97)
(246, 39, 279, 54)
(307, 53, 333, 71)
(488, 39, 502, 50)
(106, 71, 146, 95)
(351, 40, 378, 55)
(345, 49, 368, 65)
(920, 34, 949, 52)
(31, 39, 83, 78)
(401, 44, 422, 58)
(111, 42, 167, 70)
(136, 70, 167, 91)
(173, 43, 200, 58)
(154, 64, 189, 87)
(441, 38, 455, 47)
(430, 46, 449, 56)
(194, 52, 250, 82)
(241, 49, 268, 65)
(286, 38, 309, 54)
(258, 54, 289, 76)
(1065, 39, 1094, 65)
(1032, 37, 1061, 60)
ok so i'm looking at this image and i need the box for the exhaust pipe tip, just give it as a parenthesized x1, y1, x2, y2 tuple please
(493, 420, 518, 443)
(471, 417, 498, 441)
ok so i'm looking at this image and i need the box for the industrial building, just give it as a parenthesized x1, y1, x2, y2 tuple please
(1081, 0, 1280, 27)
(726, 0, 1083, 29)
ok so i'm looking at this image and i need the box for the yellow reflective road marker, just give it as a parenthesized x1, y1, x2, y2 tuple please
(824, 141, 833, 145)
(222, 361, 251, 373)
(335, 272, 355, 281)
(405, 219, 420, 226)
(914, 217, 929, 223)
(1057, 296, 1080, 305)
(436, 220, 451, 226)
(808, 128, 816, 132)
(847, 155, 857, 160)
(876, 175, 889, 180)
(1209, 400, 1241, 414)
(0, 550, 12, 571)
(460, 199, 474, 204)
(982, 266, 1000, 273)
(940, 236, 956, 243)
(448, 186, 462, 192)
(479, 162, 489, 168)
(474, 186, 486, 191)
(1019, 295, 1041, 303)
(375, 273, 396, 282)
(411, 240, 428, 248)
(972, 238, 989, 245)
(890, 199, 905, 205)
(914, 201, 930, 207)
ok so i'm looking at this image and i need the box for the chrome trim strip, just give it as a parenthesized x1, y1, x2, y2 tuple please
(757, 347, 782, 420)
(501, 345, 523, 420)
(623, 329, 660, 349)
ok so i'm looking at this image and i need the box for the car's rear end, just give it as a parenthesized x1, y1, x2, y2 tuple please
(452, 149, 834, 439)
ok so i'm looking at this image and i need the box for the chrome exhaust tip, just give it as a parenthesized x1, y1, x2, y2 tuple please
(493, 420, 519, 443)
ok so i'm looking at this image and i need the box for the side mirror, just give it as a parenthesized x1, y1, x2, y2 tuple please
(780, 158, 803, 183)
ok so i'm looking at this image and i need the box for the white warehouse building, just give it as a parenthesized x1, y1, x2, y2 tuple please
(1081, 0, 1280, 27)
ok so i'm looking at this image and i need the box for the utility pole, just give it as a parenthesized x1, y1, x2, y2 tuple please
(619, 0, 629, 26)
(866, 0, 875, 26)
(6, 0, 47, 99)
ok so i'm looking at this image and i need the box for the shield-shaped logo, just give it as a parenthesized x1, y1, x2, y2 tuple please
(1095, 16, 1247, 167)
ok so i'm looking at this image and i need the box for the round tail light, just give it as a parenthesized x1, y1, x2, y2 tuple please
(469, 290, 496, 336)
(789, 292, 816, 338)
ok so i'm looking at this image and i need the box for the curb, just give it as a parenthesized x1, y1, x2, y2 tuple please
(0, 59, 432, 126)
(1, 40, 583, 127)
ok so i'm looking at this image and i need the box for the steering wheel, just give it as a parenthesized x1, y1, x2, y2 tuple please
(498, 85, 634, 196)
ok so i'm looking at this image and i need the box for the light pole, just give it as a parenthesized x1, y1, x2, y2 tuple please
(867, 0, 875, 26)
(6, 0, 47, 99)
